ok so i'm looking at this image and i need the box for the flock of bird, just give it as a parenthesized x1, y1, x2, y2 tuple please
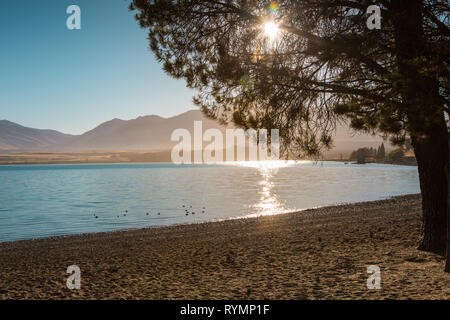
(182, 204, 206, 216)
(92, 205, 206, 220)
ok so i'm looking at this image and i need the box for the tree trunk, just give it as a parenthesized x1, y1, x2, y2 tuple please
(413, 126, 448, 256)
(391, 0, 448, 255)
(446, 136, 450, 272)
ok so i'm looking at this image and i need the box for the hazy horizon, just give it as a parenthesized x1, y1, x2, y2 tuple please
(0, 109, 387, 156)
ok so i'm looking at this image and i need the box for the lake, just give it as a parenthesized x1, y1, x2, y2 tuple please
(0, 161, 420, 242)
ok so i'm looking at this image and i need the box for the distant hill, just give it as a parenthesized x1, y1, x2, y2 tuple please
(0, 120, 74, 152)
(58, 110, 229, 151)
(0, 110, 387, 158)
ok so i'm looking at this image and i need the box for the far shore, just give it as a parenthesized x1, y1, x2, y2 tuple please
(0, 150, 173, 165)
(325, 158, 418, 167)
(0, 194, 447, 300)
(0, 151, 417, 166)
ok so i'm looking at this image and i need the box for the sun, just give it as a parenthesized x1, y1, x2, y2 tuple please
(263, 21, 280, 41)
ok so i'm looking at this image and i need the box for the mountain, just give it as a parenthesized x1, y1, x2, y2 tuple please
(59, 110, 229, 151)
(0, 110, 387, 157)
(0, 120, 73, 152)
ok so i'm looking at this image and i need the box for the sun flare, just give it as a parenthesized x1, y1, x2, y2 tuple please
(263, 21, 280, 40)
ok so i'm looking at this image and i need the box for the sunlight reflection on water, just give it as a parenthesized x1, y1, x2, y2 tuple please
(0, 161, 419, 242)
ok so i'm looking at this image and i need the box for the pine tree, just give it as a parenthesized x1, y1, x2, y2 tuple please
(377, 143, 386, 160)
(130, 0, 449, 268)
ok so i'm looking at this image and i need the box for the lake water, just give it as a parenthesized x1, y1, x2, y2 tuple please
(0, 161, 420, 242)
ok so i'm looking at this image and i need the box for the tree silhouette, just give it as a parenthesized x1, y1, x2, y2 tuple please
(388, 148, 405, 162)
(130, 0, 449, 268)
(377, 143, 386, 160)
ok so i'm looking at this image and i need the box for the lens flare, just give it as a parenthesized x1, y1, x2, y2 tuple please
(269, 1, 279, 14)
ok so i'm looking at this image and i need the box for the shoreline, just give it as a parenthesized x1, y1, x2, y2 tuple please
(0, 160, 417, 166)
(1, 194, 448, 299)
(0, 152, 417, 166)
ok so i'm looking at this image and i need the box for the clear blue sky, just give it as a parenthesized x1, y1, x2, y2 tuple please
(0, 0, 195, 134)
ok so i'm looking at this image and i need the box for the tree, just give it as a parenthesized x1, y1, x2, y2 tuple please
(388, 148, 405, 162)
(350, 147, 371, 163)
(377, 143, 386, 160)
(130, 1, 449, 266)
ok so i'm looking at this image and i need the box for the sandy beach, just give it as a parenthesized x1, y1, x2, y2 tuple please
(0, 194, 448, 300)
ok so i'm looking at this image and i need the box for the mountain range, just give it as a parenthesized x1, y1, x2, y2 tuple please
(0, 110, 385, 157)
(0, 120, 74, 151)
